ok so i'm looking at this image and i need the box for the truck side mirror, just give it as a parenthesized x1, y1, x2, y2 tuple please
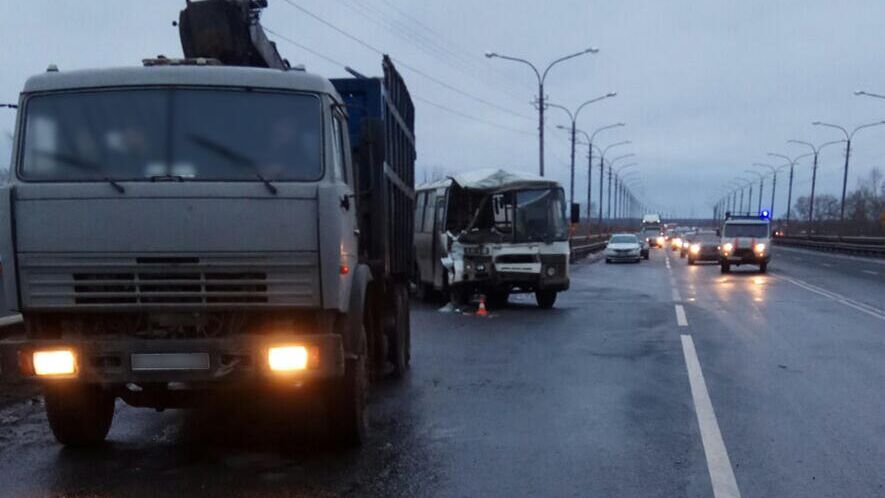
(570, 203, 580, 224)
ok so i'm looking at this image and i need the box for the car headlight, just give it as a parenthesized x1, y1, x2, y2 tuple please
(656, 236, 665, 245)
(690, 244, 700, 254)
(673, 238, 683, 247)
(722, 242, 733, 253)
(755, 243, 766, 253)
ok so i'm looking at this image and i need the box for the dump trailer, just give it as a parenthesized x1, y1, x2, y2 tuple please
(0, 0, 414, 448)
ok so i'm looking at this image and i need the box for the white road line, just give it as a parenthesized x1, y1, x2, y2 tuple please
(675, 304, 688, 326)
(681, 335, 742, 498)
(776, 275, 885, 321)
(862, 270, 879, 276)
(672, 288, 683, 302)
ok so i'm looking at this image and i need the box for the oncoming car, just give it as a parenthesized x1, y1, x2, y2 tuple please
(686, 231, 720, 264)
(719, 214, 771, 273)
(604, 233, 642, 263)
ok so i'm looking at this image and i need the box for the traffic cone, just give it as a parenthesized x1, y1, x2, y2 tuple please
(476, 295, 489, 317)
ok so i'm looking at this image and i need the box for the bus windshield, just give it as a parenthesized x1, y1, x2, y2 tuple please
(513, 188, 568, 242)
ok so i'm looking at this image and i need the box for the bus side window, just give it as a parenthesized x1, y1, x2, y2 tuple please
(415, 192, 426, 232)
(435, 190, 446, 230)
(423, 191, 436, 233)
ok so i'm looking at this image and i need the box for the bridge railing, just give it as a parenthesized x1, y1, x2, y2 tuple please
(773, 234, 885, 258)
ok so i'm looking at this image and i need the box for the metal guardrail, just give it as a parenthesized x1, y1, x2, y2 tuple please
(774, 235, 885, 258)
(570, 234, 609, 260)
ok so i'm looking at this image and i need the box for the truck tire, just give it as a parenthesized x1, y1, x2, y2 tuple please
(389, 284, 410, 378)
(486, 291, 508, 309)
(326, 334, 368, 447)
(44, 383, 115, 447)
(720, 262, 730, 274)
(449, 285, 469, 307)
(536, 290, 557, 309)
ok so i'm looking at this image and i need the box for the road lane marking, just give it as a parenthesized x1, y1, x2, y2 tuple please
(672, 288, 682, 301)
(776, 275, 885, 321)
(862, 270, 879, 276)
(681, 335, 742, 498)
(675, 304, 688, 326)
(820, 263, 833, 268)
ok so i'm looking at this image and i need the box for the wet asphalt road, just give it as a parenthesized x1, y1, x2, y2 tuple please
(0, 247, 883, 497)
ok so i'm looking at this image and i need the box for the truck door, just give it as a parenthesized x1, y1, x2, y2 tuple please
(332, 111, 358, 299)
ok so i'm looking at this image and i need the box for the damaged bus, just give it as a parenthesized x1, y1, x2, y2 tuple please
(413, 169, 570, 309)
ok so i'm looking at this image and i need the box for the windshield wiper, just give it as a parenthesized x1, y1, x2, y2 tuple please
(187, 134, 278, 195)
(34, 150, 125, 194)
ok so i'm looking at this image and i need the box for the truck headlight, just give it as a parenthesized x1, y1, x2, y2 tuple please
(722, 242, 733, 254)
(755, 243, 766, 254)
(268, 345, 310, 372)
(33, 350, 77, 377)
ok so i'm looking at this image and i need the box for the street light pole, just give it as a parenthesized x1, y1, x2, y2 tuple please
(767, 152, 814, 226)
(855, 90, 885, 100)
(549, 93, 617, 207)
(812, 120, 885, 227)
(744, 170, 766, 213)
(608, 154, 636, 221)
(786, 139, 846, 225)
(583, 123, 625, 220)
(753, 163, 788, 219)
(486, 48, 599, 177)
(597, 141, 631, 225)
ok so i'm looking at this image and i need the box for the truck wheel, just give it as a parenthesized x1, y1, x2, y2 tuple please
(536, 290, 557, 309)
(389, 284, 410, 378)
(759, 262, 768, 273)
(449, 285, 469, 307)
(44, 383, 115, 447)
(326, 344, 368, 447)
(486, 291, 508, 309)
(720, 262, 730, 274)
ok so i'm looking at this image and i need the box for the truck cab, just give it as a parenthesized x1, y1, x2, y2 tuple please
(0, 57, 414, 448)
(719, 213, 772, 273)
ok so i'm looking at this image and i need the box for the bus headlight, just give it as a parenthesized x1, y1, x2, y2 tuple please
(755, 243, 766, 254)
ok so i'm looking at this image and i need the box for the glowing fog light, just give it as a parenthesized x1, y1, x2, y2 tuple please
(268, 345, 309, 372)
(33, 350, 77, 377)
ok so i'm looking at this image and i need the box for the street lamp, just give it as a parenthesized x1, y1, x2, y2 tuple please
(597, 141, 630, 224)
(812, 119, 885, 226)
(767, 152, 813, 226)
(607, 153, 636, 220)
(753, 163, 789, 219)
(855, 90, 885, 100)
(548, 93, 617, 207)
(786, 139, 846, 225)
(485, 47, 600, 177)
(585, 124, 625, 220)
(743, 169, 766, 213)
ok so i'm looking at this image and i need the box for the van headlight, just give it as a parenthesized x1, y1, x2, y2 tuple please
(690, 244, 701, 254)
(546, 266, 557, 277)
(722, 242, 733, 254)
(33, 350, 77, 377)
(755, 243, 766, 254)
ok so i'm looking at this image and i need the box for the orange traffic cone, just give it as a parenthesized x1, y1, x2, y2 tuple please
(476, 295, 489, 317)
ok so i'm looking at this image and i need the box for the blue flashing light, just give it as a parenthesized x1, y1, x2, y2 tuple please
(760, 209, 771, 219)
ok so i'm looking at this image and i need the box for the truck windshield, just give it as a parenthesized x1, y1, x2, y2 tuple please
(723, 223, 769, 238)
(19, 89, 322, 181)
(513, 188, 567, 242)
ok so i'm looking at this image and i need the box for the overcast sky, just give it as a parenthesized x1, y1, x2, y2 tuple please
(2, 0, 884, 217)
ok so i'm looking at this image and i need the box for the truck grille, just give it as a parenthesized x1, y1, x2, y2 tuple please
(20, 253, 318, 309)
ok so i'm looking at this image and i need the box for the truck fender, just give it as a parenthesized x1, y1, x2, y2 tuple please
(341, 263, 372, 357)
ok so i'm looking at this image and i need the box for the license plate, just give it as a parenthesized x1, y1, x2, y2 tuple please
(130, 353, 211, 372)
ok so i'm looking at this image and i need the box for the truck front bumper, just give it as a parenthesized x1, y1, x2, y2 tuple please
(0, 333, 345, 385)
